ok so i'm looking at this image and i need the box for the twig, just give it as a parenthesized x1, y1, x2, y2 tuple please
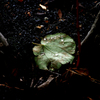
(30, 78, 34, 88)
(0, 32, 9, 46)
(90, 2, 100, 10)
(46, 70, 61, 76)
(34, 77, 44, 88)
(37, 75, 54, 89)
(66, 69, 100, 85)
(0, 83, 24, 91)
(0, 50, 4, 54)
(81, 11, 100, 46)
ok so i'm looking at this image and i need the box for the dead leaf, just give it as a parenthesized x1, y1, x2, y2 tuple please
(27, 11, 31, 16)
(79, 24, 82, 28)
(39, 4, 47, 10)
(56, 26, 58, 29)
(36, 25, 44, 29)
(58, 9, 62, 19)
(44, 20, 49, 23)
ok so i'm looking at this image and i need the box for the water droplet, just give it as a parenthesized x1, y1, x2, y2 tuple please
(44, 38, 46, 40)
(61, 39, 64, 42)
(55, 54, 58, 57)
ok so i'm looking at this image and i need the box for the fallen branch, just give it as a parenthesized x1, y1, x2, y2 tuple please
(0, 32, 9, 46)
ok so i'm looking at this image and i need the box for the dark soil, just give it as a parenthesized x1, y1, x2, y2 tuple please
(0, 0, 100, 100)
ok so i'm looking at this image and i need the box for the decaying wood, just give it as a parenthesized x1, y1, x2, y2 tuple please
(0, 32, 9, 46)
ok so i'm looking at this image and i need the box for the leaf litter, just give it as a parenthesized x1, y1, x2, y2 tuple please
(0, 0, 100, 100)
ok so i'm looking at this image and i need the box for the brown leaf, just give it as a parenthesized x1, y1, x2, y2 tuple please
(58, 9, 62, 19)
(36, 25, 44, 29)
(39, 4, 47, 10)
(44, 20, 49, 23)
(27, 11, 31, 16)
(56, 26, 58, 30)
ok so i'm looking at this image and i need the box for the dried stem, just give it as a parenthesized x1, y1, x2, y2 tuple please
(0, 32, 9, 46)
(81, 11, 100, 46)
(66, 68, 100, 85)
(37, 75, 54, 89)
(0, 83, 24, 91)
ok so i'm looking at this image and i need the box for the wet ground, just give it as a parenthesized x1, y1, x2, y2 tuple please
(0, 0, 99, 52)
(0, 0, 100, 100)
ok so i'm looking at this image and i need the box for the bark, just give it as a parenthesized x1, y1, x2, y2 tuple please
(0, 32, 9, 46)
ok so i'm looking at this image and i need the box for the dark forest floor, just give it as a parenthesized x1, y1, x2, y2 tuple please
(0, 0, 100, 100)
